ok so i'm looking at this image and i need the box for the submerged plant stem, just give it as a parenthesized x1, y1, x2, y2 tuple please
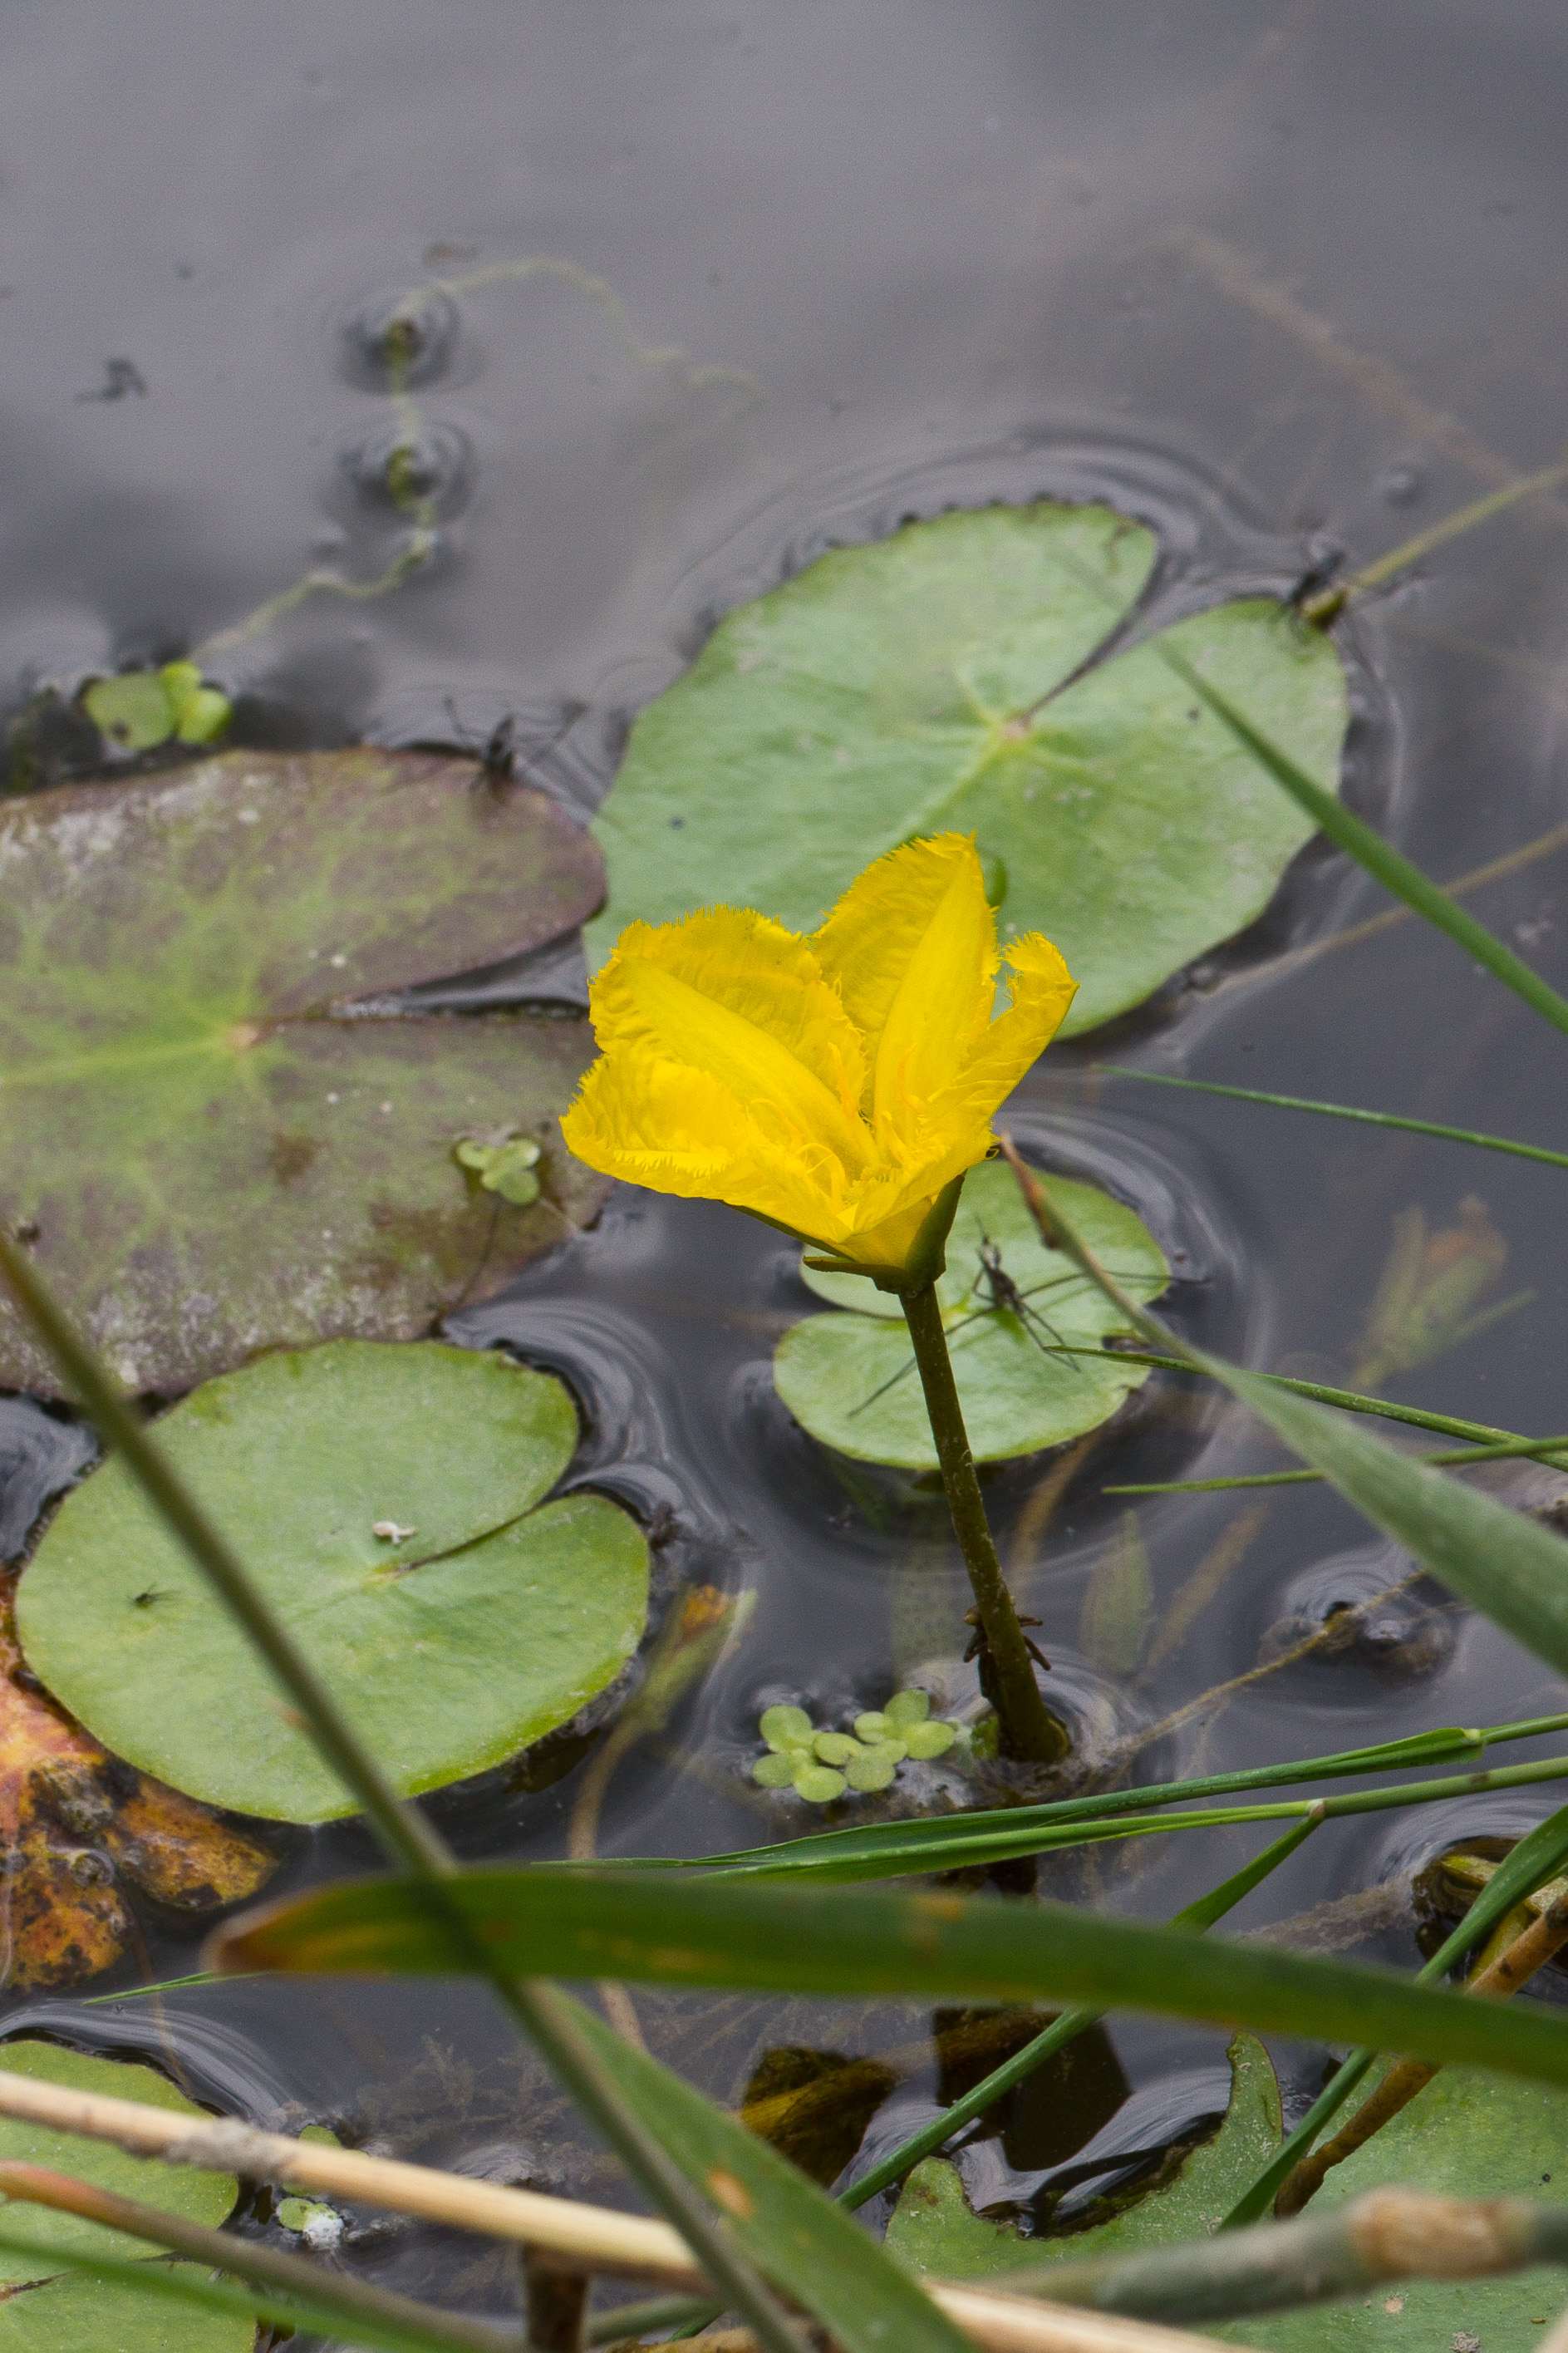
(900, 1282, 1069, 1764)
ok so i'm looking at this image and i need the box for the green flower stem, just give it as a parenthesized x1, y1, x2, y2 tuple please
(0, 1232, 815, 2353)
(838, 1812, 1322, 2210)
(1098, 1062, 1568, 1172)
(899, 1281, 1069, 1764)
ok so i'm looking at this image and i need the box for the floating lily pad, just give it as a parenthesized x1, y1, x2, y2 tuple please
(0, 2042, 247, 2351)
(887, 2033, 1279, 2278)
(1221, 2065, 1568, 2350)
(0, 2266, 253, 2351)
(82, 662, 231, 753)
(17, 1341, 649, 1822)
(773, 1162, 1168, 1469)
(587, 503, 1348, 1033)
(889, 2031, 1568, 2348)
(0, 749, 607, 1396)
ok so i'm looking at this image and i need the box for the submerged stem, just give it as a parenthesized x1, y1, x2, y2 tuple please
(899, 1282, 1069, 1764)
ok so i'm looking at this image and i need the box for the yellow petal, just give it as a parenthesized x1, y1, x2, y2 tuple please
(812, 834, 981, 1085)
(869, 844, 996, 1149)
(561, 1049, 857, 1245)
(936, 932, 1078, 1116)
(591, 908, 868, 1129)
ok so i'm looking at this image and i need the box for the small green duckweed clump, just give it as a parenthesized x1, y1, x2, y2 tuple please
(751, 1689, 957, 1803)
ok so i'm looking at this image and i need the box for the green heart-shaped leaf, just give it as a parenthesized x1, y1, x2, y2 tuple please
(0, 2045, 246, 2349)
(886, 2033, 1280, 2281)
(17, 1340, 649, 1823)
(0, 2042, 238, 2281)
(774, 1164, 1168, 1467)
(587, 504, 1348, 1034)
(0, 748, 607, 1396)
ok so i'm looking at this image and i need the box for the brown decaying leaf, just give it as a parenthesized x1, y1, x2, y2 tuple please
(0, 749, 610, 1396)
(0, 1585, 274, 1990)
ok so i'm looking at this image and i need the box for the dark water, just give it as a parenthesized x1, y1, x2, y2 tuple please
(7, 0, 1568, 2326)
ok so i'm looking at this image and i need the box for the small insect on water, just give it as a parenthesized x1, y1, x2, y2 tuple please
(848, 1233, 1086, 1420)
(443, 697, 519, 794)
(968, 1233, 1086, 1379)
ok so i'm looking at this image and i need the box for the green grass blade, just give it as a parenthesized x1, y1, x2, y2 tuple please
(1204, 1355, 1568, 1678)
(1099, 1063, 1568, 1171)
(838, 1813, 1323, 2210)
(1220, 1796, 1568, 2225)
(592, 1716, 1568, 1886)
(558, 1999, 968, 2353)
(0, 1238, 892, 2353)
(1108, 1428, 1568, 1496)
(213, 1863, 1568, 2095)
(0, 2224, 498, 2353)
(1074, 1346, 1560, 1450)
(1158, 642, 1568, 1043)
(1015, 1160, 1568, 1701)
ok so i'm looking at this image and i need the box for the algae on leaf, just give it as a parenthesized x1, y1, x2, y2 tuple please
(588, 503, 1348, 1035)
(774, 1163, 1168, 1468)
(17, 1341, 649, 1822)
(0, 748, 607, 1396)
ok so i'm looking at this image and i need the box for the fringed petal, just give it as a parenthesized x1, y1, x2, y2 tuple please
(592, 907, 866, 1120)
(561, 1050, 857, 1243)
(812, 834, 984, 1080)
(870, 846, 996, 1149)
(941, 932, 1077, 1115)
(613, 959, 873, 1177)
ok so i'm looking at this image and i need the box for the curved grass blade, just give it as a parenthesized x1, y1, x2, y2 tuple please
(1107, 1427, 1568, 1497)
(586, 1713, 1567, 1886)
(1099, 1063, 1568, 1172)
(1070, 1346, 1566, 1451)
(560, 2003, 971, 2353)
(0, 1240, 863, 2353)
(838, 1813, 1323, 2211)
(213, 1862, 1568, 2093)
(1006, 1152, 1568, 1691)
(1221, 1797, 1568, 2226)
(1158, 642, 1568, 1043)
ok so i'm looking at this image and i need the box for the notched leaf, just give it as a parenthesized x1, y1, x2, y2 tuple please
(0, 749, 608, 1394)
(775, 1164, 1168, 1469)
(589, 501, 1349, 1034)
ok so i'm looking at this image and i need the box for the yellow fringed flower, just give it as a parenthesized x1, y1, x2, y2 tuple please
(561, 834, 1076, 1275)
